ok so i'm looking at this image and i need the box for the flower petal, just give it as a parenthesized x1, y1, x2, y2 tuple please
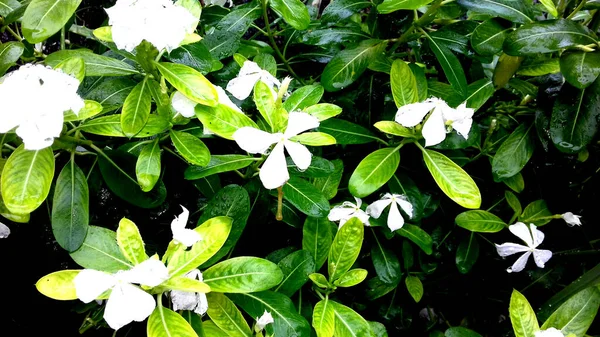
(328, 206, 356, 222)
(495, 243, 530, 257)
(259, 142, 289, 189)
(119, 258, 169, 287)
(534, 328, 564, 337)
(355, 209, 371, 226)
(507, 251, 532, 273)
(394, 195, 414, 218)
(562, 212, 582, 226)
(171, 289, 201, 312)
(284, 140, 312, 170)
(529, 223, 545, 248)
(387, 201, 405, 232)
(74, 270, 116, 303)
(533, 249, 552, 268)
(173, 228, 202, 247)
(508, 222, 534, 248)
(171, 205, 189, 232)
(422, 106, 447, 147)
(226, 72, 262, 100)
(0, 222, 10, 239)
(172, 91, 197, 118)
(353, 197, 362, 208)
(104, 283, 156, 330)
(215, 85, 241, 112)
(394, 101, 436, 127)
(366, 199, 393, 219)
(233, 127, 279, 154)
(256, 310, 274, 332)
(283, 111, 320, 138)
(195, 292, 209, 315)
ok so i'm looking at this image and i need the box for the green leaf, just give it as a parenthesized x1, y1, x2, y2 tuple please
(0, 0, 20, 16)
(456, 233, 479, 274)
(283, 84, 324, 112)
(70, 226, 133, 272)
(313, 299, 335, 337)
(374, 121, 414, 138)
(502, 172, 525, 193)
(492, 123, 535, 181)
(301, 27, 368, 46)
(170, 130, 211, 166)
(425, 32, 468, 97)
(504, 19, 596, 56)
(291, 132, 336, 146)
(283, 176, 330, 218)
(46, 49, 139, 76)
(430, 30, 470, 55)
(541, 286, 600, 336)
(254, 80, 286, 132)
(509, 289, 539, 337)
(304, 103, 342, 121)
(539, 0, 558, 16)
(445, 327, 483, 337)
(195, 104, 258, 140)
(200, 320, 229, 337)
(322, 0, 371, 22)
(35, 270, 79, 300)
(349, 147, 400, 198)
(457, 0, 534, 24)
(51, 160, 89, 252)
(63, 100, 103, 122)
(81, 115, 171, 138)
(184, 155, 256, 180)
(328, 217, 364, 282)
(302, 217, 334, 270)
(203, 256, 283, 293)
(269, 0, 310, 30)
(550, 79, 600, 153)
(318, 119, 379, 144)
(455, 210, 506, 233)
(421, 148, 481, 209)
(309, 273, 330, 288)
(378, 0, 434, 14)
(155, 62, 218, 106)
(517, 57, 560, 76)
(159, 276, 210, 293)
(388, 173, 423, 221)
(322, 39, 385, 92)
(116, 218, 148, 265)
(334, 268, 368, 287)
(313, 159, 344, 200)
(0, 41, 24, 76)
(471, 18, 513, 56)
(135, 139, 162, 192)
(167, 42, 223, 74)
(330, 301, 375, 337)
(22, 0, 82, 43)
(84, 77, 136, 113)
(405, 275, 424, 302)
(397, 224, 433, 255)
(206, 293, 252, 337)
(519, 200, 552, 226)
(371, 230, 401, 284)
(274, 250, 315, 296)
(253, 53, 277, 77)
(505, 190, 522, 215)
(465, 79, 494, 111)
(1, 145, 54, 215)
(560, 51, 600, 89)
(391, 59, 418, 108)
(202, 30, 241, 60)
(148, 305, 199, 337)
(288, 156, 334, 178)
(121, 78, 152, 138)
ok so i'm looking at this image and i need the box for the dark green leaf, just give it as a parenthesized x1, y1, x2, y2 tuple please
(274, 250, 315, 296)
(322, 0, 371, 22)
(135, 139, 162, 192)
(541, 286, 600, 336)
(283, 176, 330, 218)
(559, 51, 600, 89)
(0, 41, 24, 76)
(70, 226, 132, 272)
(471, 18, 513, 56)
(456, 233, 479, 274)
(22, 0, 82, 43)
(371, 230, 401, 284)
(519, 200, 552, 226)
(425, 32, 468, 97)
(492, 123, 535, 181)
(184, 155, 256, 180)
(317, 119, 379, 144)
(457, 0, 534, 24)
(167, 42, 223, 75)
(397, 224, 433, 255)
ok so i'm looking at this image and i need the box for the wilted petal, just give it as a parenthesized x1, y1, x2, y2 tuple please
(495, 243, 530, 257)
(562, 212, 582, 226)
(533, 249, 552, 268)
(387, 201, 405, 232)
(233, 127, 280, 154)
(0, 222, 10, 238)
(104, 283, 156, 330)
(171, 289, 200, 311)
(394, 101, 436, 127)
(283, 111, 320, 138)
(422, 107, 447, 147)
(508, 222, 534, 248)
(195, 293, 209, 315)
(172, 91, 197, 118)
(119, 258, 169, 287)
(259, 142, 289, 189)
(226, 72, 262, 100)
(507, 251, 532, 273)
(256, 310, 274, 332)
(284, 140, 312, 170)
(366, 199, 393, 219)
(74, 270, 116, 303)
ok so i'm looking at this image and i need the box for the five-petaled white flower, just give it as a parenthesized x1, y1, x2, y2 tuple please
(233, 111, 319, 189)
(0, 222, 10, 239)
(366, 193, 413, 232)
(395, 97, 474, 147)
(255, 310, 274, 332)
(0, 64, 84, 150)
(170, 269, 208, 315)
(495, 222, 552, 273)
(171, 206, 201, 247)
(328, 197, 370, 227)
(74, 258, 169, 330)
(226, 61, 281, 100)
(535, 328, 565, 337)
(172, 86, 241, 118)
(561, 212, 582, 227)
(105, 0, 197, 52)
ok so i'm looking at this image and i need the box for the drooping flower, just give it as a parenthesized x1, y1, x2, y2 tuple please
(170, 269, 208, 315)
(0, 222, 10, 239)
(226, 61, 281, 100)
(105, 0, 198, 52)
(561, 212, 582, 226)
(255, 310, 274, 332)
(172, 86, 241, 118)
(171, 206, 201, 247)
(534, 328, 565, 337)
(395, 97, 474, 147)
(233, 112, 319, 189)
(328, 197, 370, 227)
(366, 193, 413, 231)
(74, 258, 169, 330)
(495, 222, 552, 273)
(0, 64, 84, 150)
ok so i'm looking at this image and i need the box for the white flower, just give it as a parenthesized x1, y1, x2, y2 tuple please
(170, 269, 208, 315)
(226, 61, 281, 100)
(561, 212, 581, 226)
(366, 193, 413, 232)
(0, 222, 10, 239)
(74, 258, 169, 330)
(207, 0, 233, 7)
(233, 111, 319, 189)
(171, 206, 201, 247)
(535, 328, 565, 337)
(172, 86, 241, 118)
(255, 310, 274, 332)
(328, 197, 370, 227)
(395, 97, 474, 147)
(0, 64, 84, 150)
(495, 222, 552, 273)
(105, 0, 197, 52)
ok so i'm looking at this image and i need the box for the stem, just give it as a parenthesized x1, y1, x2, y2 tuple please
(60, 26, 66, 50)
(566, 0, 587, 20)
(276, 186, 284, 221)
(5, 26, 22, 41)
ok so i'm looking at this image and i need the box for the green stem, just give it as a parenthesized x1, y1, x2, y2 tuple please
(566, 0, 587, 20)
(5, 26, 22, 41)
(61, 26, 66, 50)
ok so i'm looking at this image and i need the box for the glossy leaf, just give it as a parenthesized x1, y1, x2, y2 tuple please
(334, 268, 368, 287)
(541, 286, 600, 336)
(505, 190, 522, 215)
(304, 103, 343, 121)
(318, 119, 379, 144)
(492, 123, 535, 181)
(425, 32, 468, 97)
(269, 0, 310, 30)
(330, 301, 374, 337)
(559, 51, 600, 89)
(313, 159, 344, 200)
(287, 156, 334, 178)
(70, 226, 133, 273)
(374, 121, 414, 138)
(283, 84, 324, 112)
(206, 293, 252, 337)
(302, 217, 334, 270)
(322, 0, 371, 22)
(116, 218, 148, 265)
(148, 305, 199, 337)
(349, 147, 400, 198)
(519, 200, 552, 226)
(195, 104, 258, 140)
(291, 132, 337, 146)
(35, 270, 79, 300)
(371, 230, 401, 284)
(445, 327, 483, 337)
(170, 130, 211, 166)
(378, 0, 434, 14)
(455, 210, 506, 233)
(203, 257, 283, 293)
(63, 100, 103, 122)
(456, 233, 479, 274)
(0, 0, 19, 16)
(471, 18, 512, 56)
(136, 139, 162, 192)
(397, 224, 433, 255)
(313, 299, 335, 337)
(391, 59, 418, 107)
(45, 49, 139, 76)
(121, 78, 152, 138)
(0, 41, 24, 76)
(405, 275, 424, 302)
(328, 217, 364, 282)
(185, 155, 256, 180)
(517, 57, 560, 76)
(509, 290, 539, 337)
(275, 250, 315, 296)
(282, 176, 330, 218)
(81, 114, 171, 138)
(22, 0, 82, 43)
(457, 0, 534, 24)
(155, 61, 218, 106)
(167, 42, 223, 75)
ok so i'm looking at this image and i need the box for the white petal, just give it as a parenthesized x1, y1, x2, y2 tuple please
(355, 209, 371, 226)
(535, 328, 564, 337)
(507, 251, 532, 273)
(0, 222, 10, 238)
(451, 114, 473, 139)
(74, 270, 116, 303)
(508, 222, 535, 248)
(529, 223, 545, 248)
(495, 243, 530, 257)
(283, 111, 320, 138)
(238, 60, 263, 77)
(387, 201, 405, 232)
(260, 71, 281, 89)
(215, 86, 241, 112)
(171, 205, 189, 232)
(394, 101, 436, 127)
(233, 127, 279, 154)
(422, 107, 447, 147)
(259, 142, 289, 189)
(328, 206, 356, 222)
(171, 289, 200, 311)
(393, 194, 414, 218)
(104, 283, 156, 330)
(284, 140, 312, 170)
(562, 212, 582, 226)
(119, 258, 169, 287)
(256, 310, 274, 331)
(186, 269, 202, 281)
(194, 293, 209, 315)
(366, 199, 393, 219)
(353, 197, 362, 208)
(173, 228, 202, 247)
(533, 249, 552, 268)
(226, 73, 261, 100)
(172, 91, 197, 118)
